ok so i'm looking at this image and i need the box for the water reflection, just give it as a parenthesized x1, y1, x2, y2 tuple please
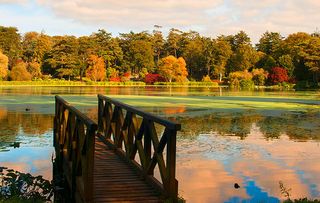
(176, 111, 320, 140)
(0, 87, 319, 202)
(177, 121, 320, 202)
(0, 110, 53, 180)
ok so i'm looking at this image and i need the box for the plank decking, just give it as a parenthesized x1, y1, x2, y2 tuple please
(54, 95, 180, 203)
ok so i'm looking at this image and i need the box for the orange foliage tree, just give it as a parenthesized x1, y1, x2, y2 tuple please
(158, 55, 188, 82)
(85, 55, 106, 82)
(10, 61, 32, 81)
(0, 50, 8, 80)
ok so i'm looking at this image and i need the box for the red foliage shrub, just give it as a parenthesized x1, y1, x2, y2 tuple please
(269, 67, 289, 84)
(123, 72, 131, 78)
(109, 77, 121, 82)
(145, 73, 165, 84)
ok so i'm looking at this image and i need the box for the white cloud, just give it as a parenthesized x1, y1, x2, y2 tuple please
(1, 0, 319, 42)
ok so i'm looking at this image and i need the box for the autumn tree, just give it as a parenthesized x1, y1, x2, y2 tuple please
(10, 61, 32, 81)
(252, 68, 268, 86)
(22, 32, 52, 64)
(85, 55, 106, 82)
(158, 55, 188, 82)
(0, 50, 9, 80)
(268, 67, 289, 84)
(27, 61, 42, 79)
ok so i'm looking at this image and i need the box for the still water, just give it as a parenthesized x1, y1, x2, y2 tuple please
(0, 86, 319, 202)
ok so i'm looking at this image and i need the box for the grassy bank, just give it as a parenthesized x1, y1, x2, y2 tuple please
(0, 80, 222, 87)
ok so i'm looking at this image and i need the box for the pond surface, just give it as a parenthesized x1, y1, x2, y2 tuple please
(0, 86, 319, 202)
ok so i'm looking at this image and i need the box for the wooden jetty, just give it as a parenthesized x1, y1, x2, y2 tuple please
(53, 94, 181, 202)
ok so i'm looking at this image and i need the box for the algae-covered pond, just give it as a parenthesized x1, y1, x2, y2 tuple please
(0, 86, 319, 202)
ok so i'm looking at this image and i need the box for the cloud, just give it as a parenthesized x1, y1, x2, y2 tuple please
(35, 0, 224, 31)
(1, 0, 319, 43)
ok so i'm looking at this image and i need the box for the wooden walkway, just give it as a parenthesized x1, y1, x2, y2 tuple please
(53, 95, 180, 203)
(94, 139, 160, 202)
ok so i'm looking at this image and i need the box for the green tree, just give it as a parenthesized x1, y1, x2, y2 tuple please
(256, 31, 283, 58)
(91, 30, 123, 71)
(119, 32, 154, 75)
(78, 36, 96, 80)
(278, 54, 294, 77)
(213, 37, 232, 81)
(182, 34, 206, 80)
(166, 28, 182, 57)
(152, 27, 165, 65)
(44, 36, 80, 79)
(0, 26, 22, 68)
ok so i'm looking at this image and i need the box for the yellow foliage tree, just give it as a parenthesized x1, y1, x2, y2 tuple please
(158, 55, 188, 82)
(86, 55, 106, 82)
(0, 51, 9, 80)
(27, 61, 42, 79)
(10, 61, 32, 81)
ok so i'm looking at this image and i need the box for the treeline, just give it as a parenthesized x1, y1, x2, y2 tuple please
(0, 25, 319, 87)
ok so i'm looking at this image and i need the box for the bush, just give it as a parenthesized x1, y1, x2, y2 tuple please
(0, 167, 53, 202)
(109, 77, 121, 82)
(202, 75, 212, 82)
(145, 73, 165, 84)
(229, 70, 252, 87)
(269, 67, 289, 84)
(10, 62, 32, 81)
(252, 68, 268, 86)
(240, 79, 255, 89)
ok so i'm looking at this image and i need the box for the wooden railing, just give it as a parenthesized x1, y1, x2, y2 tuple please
(97, 94, 181, 202)
(54, 96, 97, 202)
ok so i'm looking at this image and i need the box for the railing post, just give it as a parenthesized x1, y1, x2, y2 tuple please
(84, 124, 97, 202)
(166, 129, 178, 202)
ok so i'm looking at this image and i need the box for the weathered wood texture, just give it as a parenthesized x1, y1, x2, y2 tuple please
(98, 94, 180, 202)
(54, 95, 180, 202)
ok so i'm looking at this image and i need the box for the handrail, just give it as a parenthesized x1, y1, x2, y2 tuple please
(97, 94, 180, 202)
(54, 96, 97, 202)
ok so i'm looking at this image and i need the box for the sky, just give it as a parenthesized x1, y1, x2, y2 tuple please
(0, 0, 319, 43)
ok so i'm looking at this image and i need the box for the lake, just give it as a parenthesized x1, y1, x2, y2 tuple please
(0, 86, 319, 202)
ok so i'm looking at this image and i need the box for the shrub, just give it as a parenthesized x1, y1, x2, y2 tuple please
(120, 72, 131, 82)
(145, 73, 165, 84)
(202, 75, 212, 82)
(109, 77, 121, 82)
(229, 70, 252, 87)
(252, 68, 268, 86)
(269, 67, 289, 84)
(0, 167, 53, 201)
(10, 62, 32, 81)
(240, 79, 255, 89)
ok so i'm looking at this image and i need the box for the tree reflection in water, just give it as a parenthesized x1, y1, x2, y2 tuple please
(0, 109, 53, 180)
